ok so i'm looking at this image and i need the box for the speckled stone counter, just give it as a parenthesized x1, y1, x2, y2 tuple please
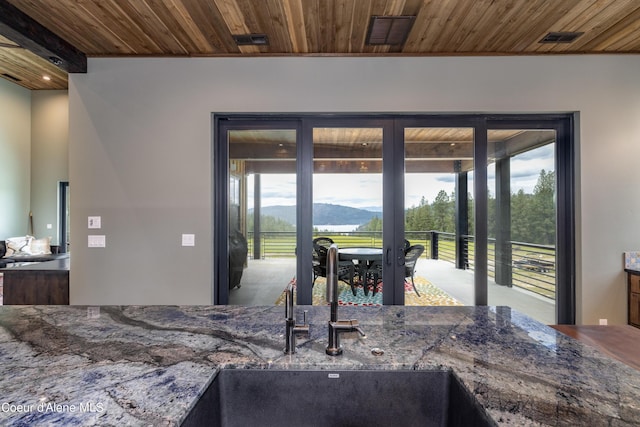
(0, 305, 639, 426)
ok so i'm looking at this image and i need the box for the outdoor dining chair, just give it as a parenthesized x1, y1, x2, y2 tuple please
(404, 244, 425, 297)
(312, 237, 357, 296)
(364, 243, 425, 297)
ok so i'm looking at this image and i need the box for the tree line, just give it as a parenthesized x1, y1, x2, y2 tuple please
(359, 170, 555, 246)
(247, 169, 555, 246)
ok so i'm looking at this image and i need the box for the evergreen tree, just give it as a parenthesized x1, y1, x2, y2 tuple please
(405, 196, 432, 231)
(356, 215, 382, 232)
(530, 170, 555, 245)
(511, 189, 533, 242)
(356, 168, 556, 247)
(432, 190, 454, 232)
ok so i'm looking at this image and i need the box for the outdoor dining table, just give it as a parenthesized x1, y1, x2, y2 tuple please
(339, 247, 384, 263)
(339, 247, 383, 295)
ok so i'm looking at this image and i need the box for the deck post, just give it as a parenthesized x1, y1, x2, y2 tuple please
(455, 168, 469, 269)
(253, 174, 262, 260)
(495, 157, 512, 286)
(430, 231, 439, 259)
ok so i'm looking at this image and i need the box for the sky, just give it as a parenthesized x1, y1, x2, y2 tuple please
(248, 144, 555, 211)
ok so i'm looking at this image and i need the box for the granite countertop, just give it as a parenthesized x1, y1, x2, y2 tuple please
(0, 305, 639, 426)
(1, 258, 69, 271)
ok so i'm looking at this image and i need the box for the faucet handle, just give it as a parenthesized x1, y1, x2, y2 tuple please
(294, 310, 310, 335)
(345, 319, 366, 337)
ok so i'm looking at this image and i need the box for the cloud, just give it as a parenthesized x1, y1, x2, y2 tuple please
(514, 144, 554, 161)
(436, 175, 456, 183)
(247, 143, 555, 208)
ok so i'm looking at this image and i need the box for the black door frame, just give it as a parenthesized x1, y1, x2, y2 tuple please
(58, 181, 69, 253)
(485, 114, 576, 324)
(214, 118, 302, 305)
(213, 113, 575, 323)
(302, 116, 399, 304)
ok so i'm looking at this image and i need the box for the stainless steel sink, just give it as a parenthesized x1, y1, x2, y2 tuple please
(182, 369, 496, 427)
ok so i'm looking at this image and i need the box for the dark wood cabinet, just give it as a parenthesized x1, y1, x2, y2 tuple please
(2, 259, 69, 305)
(627, 270, 640, 328)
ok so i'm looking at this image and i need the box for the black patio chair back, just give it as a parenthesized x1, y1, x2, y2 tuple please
(365, 243, 424, 297)
(312, 237, 333, 278)
(404, 244, 425, 296)
(312, 237, 356, 295)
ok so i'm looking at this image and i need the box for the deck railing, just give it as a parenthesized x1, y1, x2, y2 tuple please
(246, 230, 556, 299)
(432, 232, 556, 299)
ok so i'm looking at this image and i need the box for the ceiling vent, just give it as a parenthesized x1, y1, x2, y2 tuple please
(232, 34, 269, 46)
(1, 73, 21, 82)
(539, 32, 584, 43)
(0, 42, 21, 48)
(366, 16, 415, 45)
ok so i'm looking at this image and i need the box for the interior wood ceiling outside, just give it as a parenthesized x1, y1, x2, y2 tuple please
(229, 128, 554, 174)
(0, 34, 67, 89)
(2, 0, 640, 90)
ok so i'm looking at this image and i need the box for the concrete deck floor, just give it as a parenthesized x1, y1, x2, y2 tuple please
(229, 258, 555, 325)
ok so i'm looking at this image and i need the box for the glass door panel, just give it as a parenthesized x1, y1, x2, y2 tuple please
(311, 127, 383, 305)
(487, 129, 557, 324)
(404, 127, 474, 306)
(227, 129, 297, 305)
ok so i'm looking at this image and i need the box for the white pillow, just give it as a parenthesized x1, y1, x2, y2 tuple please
(5, 235, 34, 256)
(29, 237, 52, 255)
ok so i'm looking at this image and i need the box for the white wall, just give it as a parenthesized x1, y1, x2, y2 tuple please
(69, 56, 640, 324)
(0, 78, 31, 238)
(31, 91, 69, 245)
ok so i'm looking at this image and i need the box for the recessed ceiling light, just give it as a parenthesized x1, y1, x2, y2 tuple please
(42, 75, 51, 81)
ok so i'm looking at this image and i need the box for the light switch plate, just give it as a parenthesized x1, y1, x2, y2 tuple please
(182, 234, 195, 247)
(88, 216, 102, 229)
(46, 223, 53, 229)
(88, 235, 106, 248)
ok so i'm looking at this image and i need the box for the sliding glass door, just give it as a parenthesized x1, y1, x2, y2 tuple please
(311, 126, 384, 305)
(402, 126, 475, 307)
(485, 118, 574, 324)
(486, 127, 557, 323)
(215, 120, 300, 306)
(214, 114, 575, 324)
(301, 119, 404, 305)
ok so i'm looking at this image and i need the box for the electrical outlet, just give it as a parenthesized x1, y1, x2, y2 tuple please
(182, 234, 195, 247)
(599, 318, 608, 326)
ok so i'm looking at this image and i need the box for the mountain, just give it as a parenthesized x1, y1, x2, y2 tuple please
(250, 203, 380, 225)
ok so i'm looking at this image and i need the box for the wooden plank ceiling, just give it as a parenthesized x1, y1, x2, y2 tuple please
(229, 128, 555, 174)
(1, 0, 640, 90)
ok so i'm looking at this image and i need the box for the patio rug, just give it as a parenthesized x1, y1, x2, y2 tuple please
(275, 276, 462, 307)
